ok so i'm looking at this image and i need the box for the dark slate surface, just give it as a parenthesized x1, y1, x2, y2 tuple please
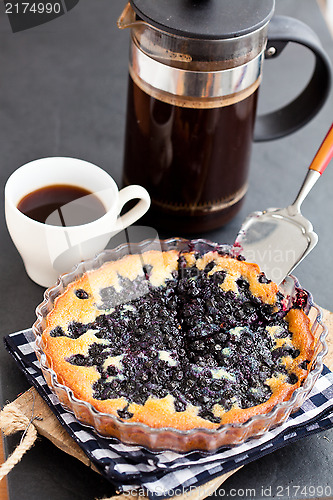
(0, 0, 332, 499)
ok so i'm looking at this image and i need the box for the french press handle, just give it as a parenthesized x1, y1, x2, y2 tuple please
(254, 15, 332, 142)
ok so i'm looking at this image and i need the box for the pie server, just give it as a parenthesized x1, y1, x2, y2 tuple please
(234, 123, 333, 285)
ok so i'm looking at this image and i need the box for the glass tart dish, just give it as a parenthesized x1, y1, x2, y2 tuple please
(33, 238, 328, 452)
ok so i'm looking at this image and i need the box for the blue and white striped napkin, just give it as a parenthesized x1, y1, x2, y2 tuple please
(4, 329, 333, 499)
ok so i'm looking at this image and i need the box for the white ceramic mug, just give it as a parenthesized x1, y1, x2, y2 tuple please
(5, 157, 151, 287)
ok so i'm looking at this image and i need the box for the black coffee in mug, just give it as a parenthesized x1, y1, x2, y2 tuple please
(119, 0, 331, 232)
(17, 185, 106, 226)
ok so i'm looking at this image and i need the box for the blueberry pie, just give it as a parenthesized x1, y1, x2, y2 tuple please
(40, 245, 315, 432)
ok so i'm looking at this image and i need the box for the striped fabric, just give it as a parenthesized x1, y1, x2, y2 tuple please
(4, 329, 333, 499)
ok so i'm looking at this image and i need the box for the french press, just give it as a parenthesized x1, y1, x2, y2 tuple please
(119, 0, 331, 232)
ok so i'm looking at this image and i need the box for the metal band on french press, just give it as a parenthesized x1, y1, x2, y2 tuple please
(130, 42, 264, 99)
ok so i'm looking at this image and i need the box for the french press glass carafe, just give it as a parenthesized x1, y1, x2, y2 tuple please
(119, 0, 331, 232)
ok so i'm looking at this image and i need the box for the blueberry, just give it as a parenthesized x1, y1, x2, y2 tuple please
(291, 349, 301, 359)
(199, 409, 221, 424)
(174, 399, 187, 412)
(288, 373, 298, 384)
(272, 347, 284, 360)
(117, 407, 134, 419)
(211, 271, 226, 285)
(211, 380, 224, 392)
(50, 326, 65, 337)
(106, 365, 118, 377)
(66, 353, 87, 366)
(299, 360, 310, 370)
(258, 273, 271, 284)
(75, 289, 89, 300)
(237, 278, 249, 290)
(204, 262, 215, 273)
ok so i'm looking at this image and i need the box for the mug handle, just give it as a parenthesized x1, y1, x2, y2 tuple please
(113, 185, 151, 232)
(254, 15, 332, 142)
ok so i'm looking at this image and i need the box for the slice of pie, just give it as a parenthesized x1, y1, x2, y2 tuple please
(41, 248, 314, 431)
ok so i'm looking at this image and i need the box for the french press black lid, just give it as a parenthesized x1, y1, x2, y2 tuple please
(130, 0, 275, 40)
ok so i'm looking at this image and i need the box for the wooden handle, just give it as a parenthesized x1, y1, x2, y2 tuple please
(309, 123, 333, 174)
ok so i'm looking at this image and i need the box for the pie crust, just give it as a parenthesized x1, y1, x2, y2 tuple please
(40, 246, 316, 432)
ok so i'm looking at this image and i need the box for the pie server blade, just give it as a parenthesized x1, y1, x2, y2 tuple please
(234, 123, 333, 285)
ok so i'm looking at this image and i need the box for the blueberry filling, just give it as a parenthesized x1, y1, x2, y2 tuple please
(97, 274, 149, 310)
(294, 288, 309, 310)
(59, 254, 302, 424)
(67, 321, 90, 339)
(67, 353, 87, 366)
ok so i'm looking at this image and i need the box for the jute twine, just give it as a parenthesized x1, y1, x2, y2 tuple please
(0, 397, 132, 499)
(0, 396, 39, 482)
(0, 398, 219, 500)
(0, 392, 122, 498)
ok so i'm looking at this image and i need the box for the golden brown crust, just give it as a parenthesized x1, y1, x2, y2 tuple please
(194, 252, 279, 304)
(42, 249, 315, 431)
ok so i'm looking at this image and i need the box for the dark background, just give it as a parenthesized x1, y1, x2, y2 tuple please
(0, 1, 332, 499)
